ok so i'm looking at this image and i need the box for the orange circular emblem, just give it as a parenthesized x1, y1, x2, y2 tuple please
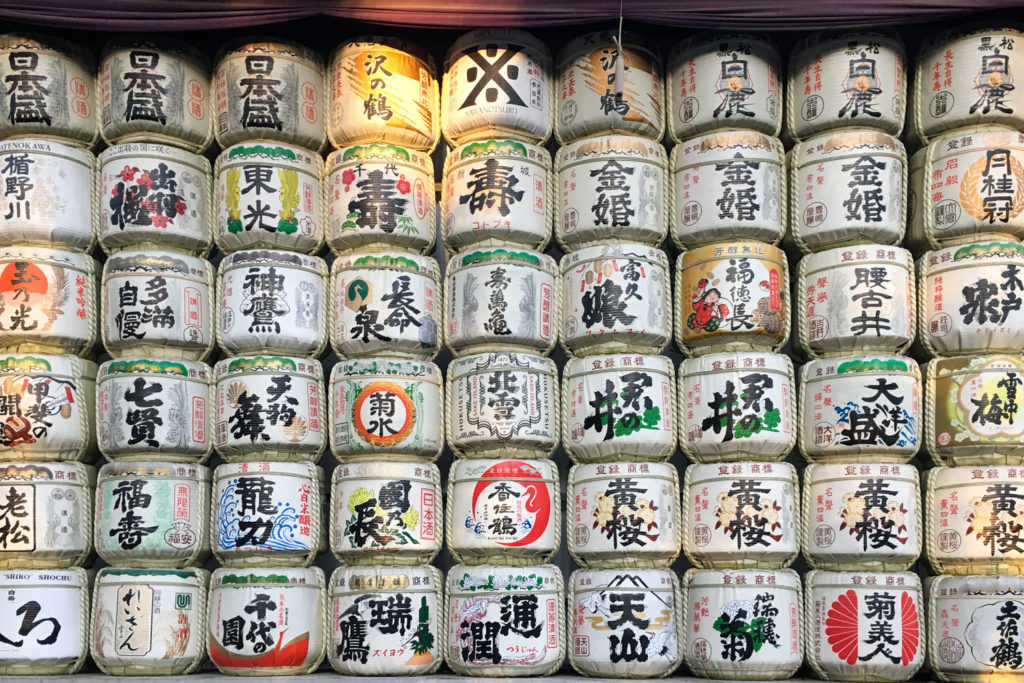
(352, 380, 416, 446)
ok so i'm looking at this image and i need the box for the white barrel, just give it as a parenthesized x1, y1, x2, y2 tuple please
(98, 142, 212, 255)
(786, 32, 906, 140)
(682, 568, 803, 679)
(796, 245, 916, 358)
(802, 463, 922, 572)
(568, 568, 683, 677)
(99, 35, 213, 152)
(445, 563, 564, 676)
(0, 568, 89, 674)
(556, 134, 668, 249)
(214, 355, 325, 462)
(567, 461, 681, 569)
(329, 358, 443, 461)
(91, 567, 208, 675)
(330, 251, 441, 360)
(445, 247, 558, 356)
(0, 246, 96, 356)
(556, 29, 664, 144)
(0, 462, 93, 569)
(102, 249, 214, 361)
(328, 565, 445, 676)
(446, 352, 558, 458)
(446, 458, 559, 565)
(799, 356, 921, 463)
(217, 249, 327, 357)
(328, 36, 439, 152)
(0, 138, 95, 251)
(329, 461, 441, 565)
(214, 142, 324, 254)
(442, 139, 553, 252)
(924, 355, 1024, 466)
(805, 570, 924, 682)
(671, 130, 786, 248)
(214, 39, 325, 151)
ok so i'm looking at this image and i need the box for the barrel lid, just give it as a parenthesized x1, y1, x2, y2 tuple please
(450, 457, 556, 481)
(677, 240, 785, 266)
(792, 129, 904, 165)
(218, 141, 321, 173)
(214, 460, 318, 480)
(101, 33, 209, 70)
(331, 250, 440, 279)
(99, 141, 209, 168)
(331, 357, 441, 382)
(0, 461, 92, 482)
(564, 352, 673, 375)
(557, 29, 659, 69)
(0, 353, 97, 379)
(680, 350, 792, 376)
(801, 244, 912, 272)
(447, 247, 556, 275)
(572, 567, 677, 590)
(558, 133, 667, 164)
(215, 354, 323, 379)
(212, 565, 324, 586)
(802, 355, 919, 381)
(0, 32, 93, 66)
(806, 569, 921, 589)
(0, 244, 96, 272)
(923, 239, 1024, 266)
(448, 563, 561, 592)
(0, 568, 87, 585)
(790, 29, 904, 59)
(570, 461, 677, 483)
(685, 566, 801, 587)
(330, 565, 441, 595)
(99, 357, 211, 381)
(98, 566, 206, 584)
(327, 143, 433, 174)
(668, 32, 779, 62)
(561, 243, 669, 272)
(446, 28, 550, 71)
(449, 138, 551, 166)
(929, 573, 1024, 594)
(332, 35, 435, 71)
(448, 351, 557, 379)
(215, 37, 323, 68)
(99, 461, 209, 481)
(0, 137, 95, 164)
(331, 459, 440, 484)
(104, 249, 211, 278)
(673, 129, 783, 169)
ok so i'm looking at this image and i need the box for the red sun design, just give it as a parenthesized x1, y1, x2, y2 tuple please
(0, 262, 48, 307)
(470, 460, 551, 548)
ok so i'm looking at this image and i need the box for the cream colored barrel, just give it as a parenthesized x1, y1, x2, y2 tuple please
(0, 568, 89, 674)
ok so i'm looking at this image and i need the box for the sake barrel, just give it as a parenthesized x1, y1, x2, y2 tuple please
(799, 355, 922, 463)
(330, 251, 441, 360)
(925, 355, 1024, 466)
(91, 567, 208, 675)
(442, 139, 553, 252)
(98, 142, 212, 255)
(329, 461, 441, 565)
(443, 29, 553, 145)
(329, 358, 443, 461)
(0, 354, 95, 462)
(789, 130, 907, 253)
(568, 568, 683, 678)
(556, 134, 668, 249)
(214, 355, 325, 462)
(217, 249, 327, 357)
(556, 29, 664, 144)
(802, 463, 922, 572)
(567, 461, 681, 569)
(0, 33, 95, 145)
(208, 566, 326, 675)
(786, 32, 906, 140)
(445, 247, 557, 356)
(101, 249, 214, 361)
(561, 243, 671, 356)
(678, 351, 796, 463)
(667, 33, 783, 141)
(671, 130, 785, 248)
(328, 36, 439, 151)
(0, 568, 89, 674)
(796, 245, 916, 358)
(919, 239, 1024, 357)
(99, 35, 212, 152)
(215, 142, 324, 254)
(805, 570, 924, 682)
(445, 563, 564, 676)
(0, 138, 95, 251)
(328, 565, 444, 676)
(682, 568, 803, 679)
(446, 458, 559, 565)
(0, 246, 97, 356)
(214, 39, 326, 151)
(0, 462, 93, 569)
(446, 351, 558, 458)
(326, 144, 435, 254)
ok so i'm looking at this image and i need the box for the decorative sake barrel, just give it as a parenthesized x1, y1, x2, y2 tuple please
(802, 463, 922, 571)
(556, 29, 664, 144)
(443, 29, 553, 145)
(328, 565, 444, 676)
(214, 39, 326, 151)
(214, 142, 324, 254)
(671, 130, 786, 248)
(0, 138, 95, 251)
(328, 36, 439, 151)
(667, 33, 783, 141)
(796, 245, 916, 358)
(0, 33, 96, 145)
(100, 35, 212, 152)
(786, 32, 906, 140)
(0, 462, 93, 569)
(556, 134, 668, 249)
(567, 461, 681, 569)
(91, 567, 208, 675)
(568, 568, 683, 678)
(102, 249, 214, 361)
(442, 139, 553, 252)
(0, 568, 89, 674)
(445, 564, 564, 676)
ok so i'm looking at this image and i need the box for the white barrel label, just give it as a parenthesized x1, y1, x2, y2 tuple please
(332, 463, 438, 554)
(0, 249, 93, 349)
(0, 355, 92, 458)
(214, 465, 315, 555)
(0, 570, 84, 663)
(0, 463, 89, 561)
